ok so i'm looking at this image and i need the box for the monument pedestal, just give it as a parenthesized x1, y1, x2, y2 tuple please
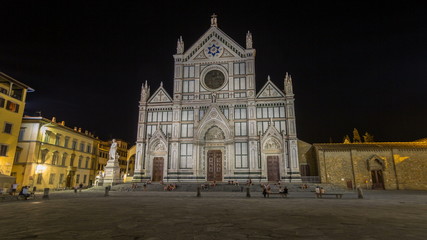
(103, 159, 122, 186)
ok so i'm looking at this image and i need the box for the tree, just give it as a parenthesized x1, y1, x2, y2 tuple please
(343, 135, 351, 144)
(363, 132, 374, 142)
(353, 128, 361, 143)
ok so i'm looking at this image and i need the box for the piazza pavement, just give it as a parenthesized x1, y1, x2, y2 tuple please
(0, 186, 426, 240)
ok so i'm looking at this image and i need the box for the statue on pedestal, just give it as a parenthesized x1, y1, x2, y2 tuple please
(109, 139, 118, 160)
(104, 138, 122, 185)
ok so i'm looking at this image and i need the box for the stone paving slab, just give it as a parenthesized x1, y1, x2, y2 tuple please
(0, 190, 426, 239)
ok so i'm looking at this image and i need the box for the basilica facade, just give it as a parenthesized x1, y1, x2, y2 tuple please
(133, 15, 301, 183)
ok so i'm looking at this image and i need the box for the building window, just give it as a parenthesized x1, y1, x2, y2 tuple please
(147, 110, 172, 122)
(199, 107, 208, 120)
(183, 66, 195, 78)
(0, 144, 8, 156)
(36, 173, 43, 184)
(49, 173, 55, 184)
(235, 142, 249, 168)
(41, 149, 49, 163)
(160, 124, 172, 136)
(0, 97, 5, 108)
(80, 142, 85, 152)
(76, 174, 80, 184)
(78, 156, 83, 168)
(219, 106, 229, 119)
(14, 148, 22, 163)
(256, 106, 285, 119)
(18, 127, 25, 141)
(180, 143, 193, 169)
(234, 62, 246, 75)
(72, 140, 77, 150)
(234, 122, 247, 136)
(52, 152, 59, 165)
(181, 110, 194, 121)
(181, 124, 193, 138)
(44, 132, 51, 143)
(55, 135, 60, 145)
(70, 154, 76, 167)
(233, 77, 246, 90)
(257, 121, 286, 135)
(3, 122, 12, 134)
(234, 108, 247, 120)
(59, 174, 64, 186)
(85, 157, 89, 168)
(183, 80, 195, 93)
(64, 137, 70, 148)
(62, 153, 67, 166)
(86, 144, 91, 153)
(83, 175, 87, 184)
(6, 100, 19, 113)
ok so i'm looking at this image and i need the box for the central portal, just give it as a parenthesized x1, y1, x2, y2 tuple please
(207, 150, 222, 181)
(267, 156, 280, 182)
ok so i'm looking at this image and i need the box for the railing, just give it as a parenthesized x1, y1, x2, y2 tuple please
(301, 176, 321, 183)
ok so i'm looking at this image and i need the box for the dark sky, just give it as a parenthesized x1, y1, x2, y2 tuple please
(1, 1, 426, 144)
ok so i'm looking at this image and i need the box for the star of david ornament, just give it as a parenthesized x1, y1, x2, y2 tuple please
(207, 44, 221, 57)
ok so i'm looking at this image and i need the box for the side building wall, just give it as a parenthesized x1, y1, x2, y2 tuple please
(315, 142, 427, 190)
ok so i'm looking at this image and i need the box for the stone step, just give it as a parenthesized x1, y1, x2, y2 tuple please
(90, 182, 348, 193)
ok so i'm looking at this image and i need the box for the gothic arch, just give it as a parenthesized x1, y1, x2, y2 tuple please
(205, 126, 225, 141)
(367, 155, 386, 171)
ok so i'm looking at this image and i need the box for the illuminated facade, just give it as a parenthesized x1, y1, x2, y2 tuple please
(0, 72, 33, 181)
(313, 140, 427, 190)
(12, 116, 100, 189)
(134, 15, 301, 182)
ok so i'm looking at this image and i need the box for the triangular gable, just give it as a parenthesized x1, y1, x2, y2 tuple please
(261, 122, 283, 150)
(148, 85, 173, 103)
(149, 126, 168, 152)
(196, 104, 232, 140)
(257, 78, 285, 98)
(183, 27, 246, 62)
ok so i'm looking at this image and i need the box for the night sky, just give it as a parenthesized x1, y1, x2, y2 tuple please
(1, 1, 426, 145)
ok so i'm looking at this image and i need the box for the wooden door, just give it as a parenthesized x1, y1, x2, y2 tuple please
(267, 156, 280, 182)
(371, 170, 384, 189)
(152, 157, 164, 182)
(207, 150, 222, 181)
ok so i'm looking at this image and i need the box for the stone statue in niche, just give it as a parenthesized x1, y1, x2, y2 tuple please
(205, 126, 225, 140)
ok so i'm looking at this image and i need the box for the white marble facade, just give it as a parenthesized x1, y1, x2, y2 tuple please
(133, 15, 301, 183)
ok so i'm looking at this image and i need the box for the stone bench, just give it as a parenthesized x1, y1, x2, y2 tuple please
(267, 192, 288, 198)
(315, 193, 344, 199)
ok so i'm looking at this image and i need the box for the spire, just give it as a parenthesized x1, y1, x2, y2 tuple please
(141, 80, 150, 102)
(284, 72, 293, 95)
(176, 36, 184, 54)
(211, 13, 218, 27)
(246, 31, 253, 49)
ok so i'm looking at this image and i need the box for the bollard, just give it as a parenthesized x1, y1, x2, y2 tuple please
(196, 186, 201, 197)
(357, 187, 364, 199)
(42, 188, 49, 200)
(104, 186, 110, 197)
(246, 187, 251, 198)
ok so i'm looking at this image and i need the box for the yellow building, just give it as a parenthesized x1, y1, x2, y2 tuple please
(0, 72, 33, 189)
(95, 139, 131, 185)
(126, 144, 136, 182)
(12, 116, 100, 190)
